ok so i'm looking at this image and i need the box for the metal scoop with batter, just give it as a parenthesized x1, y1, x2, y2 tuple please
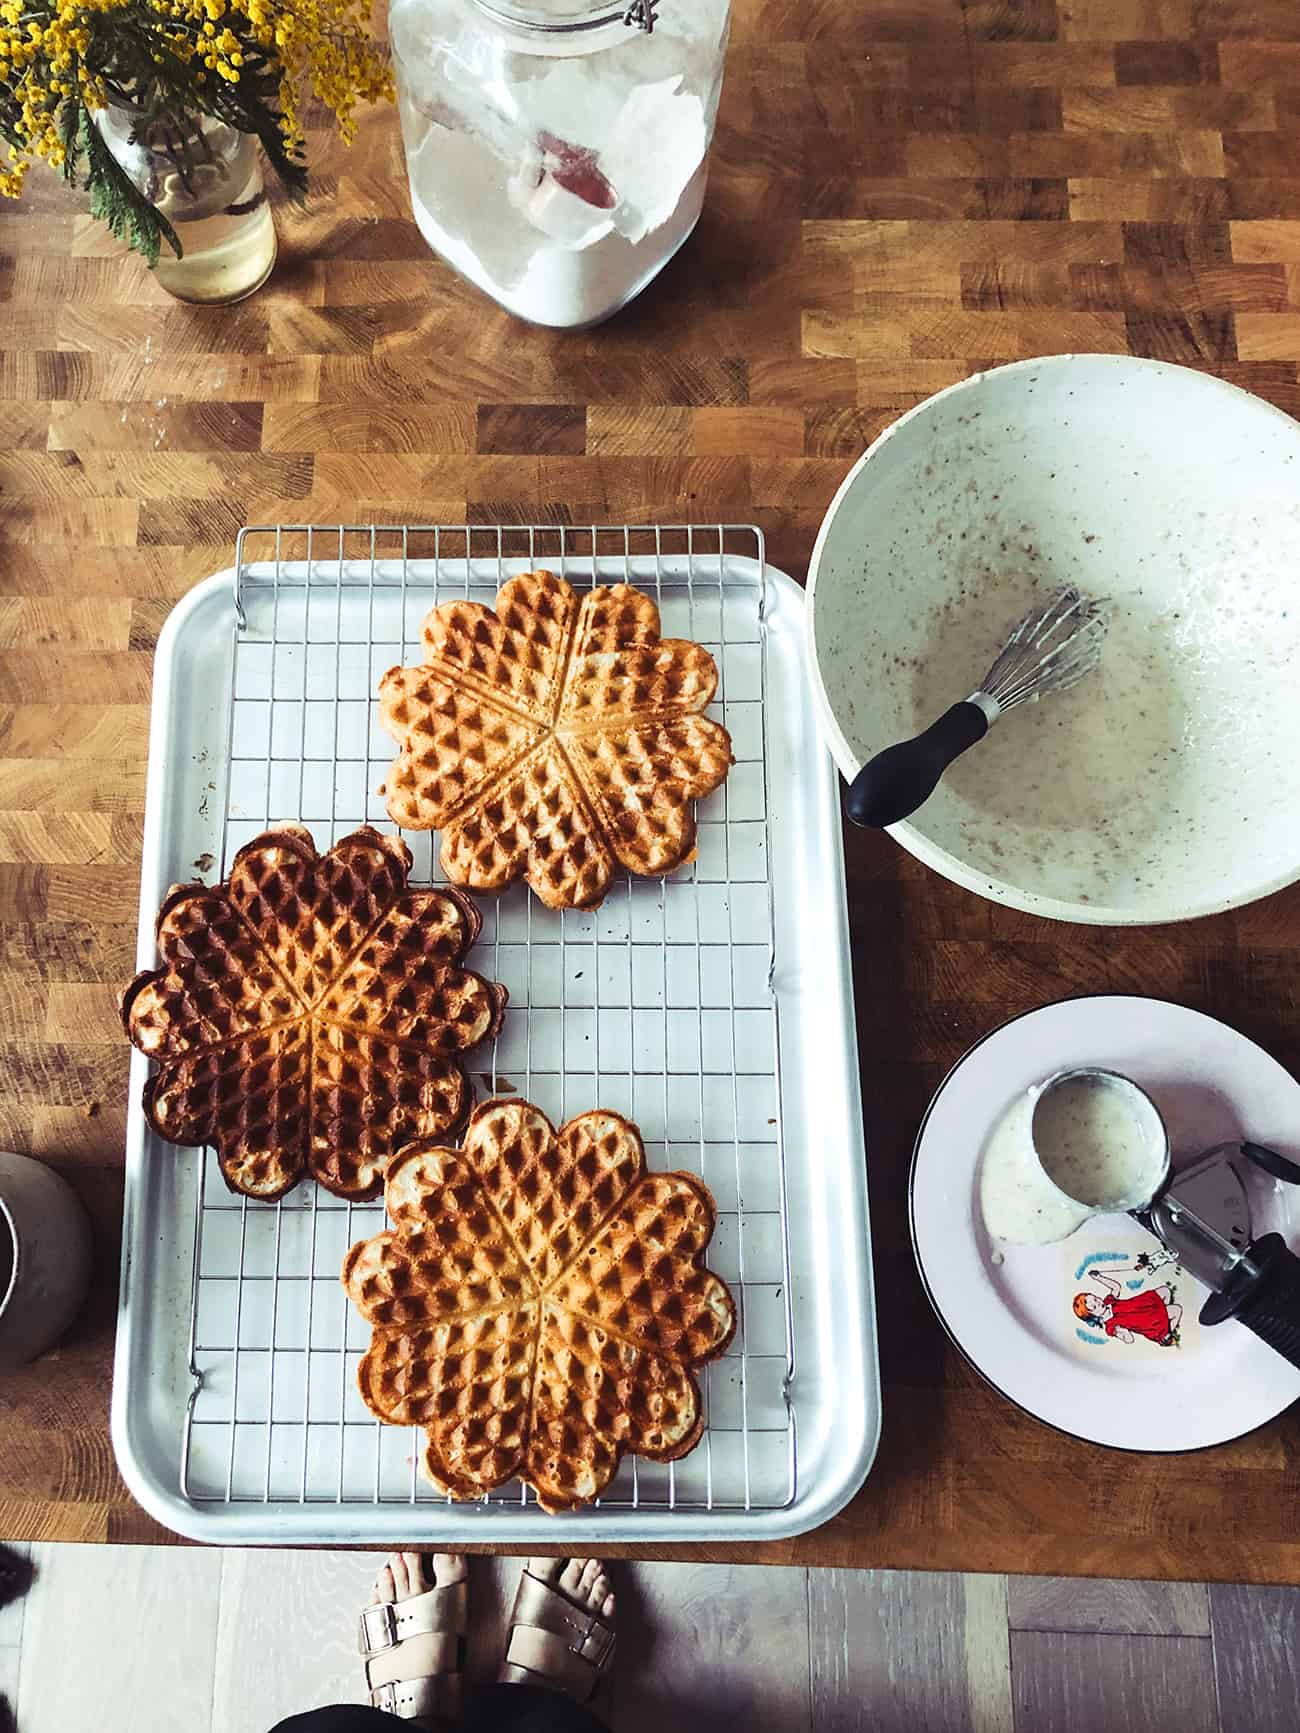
(1037, 1068, 1300, 1374)
(846, 584, 1108, 829)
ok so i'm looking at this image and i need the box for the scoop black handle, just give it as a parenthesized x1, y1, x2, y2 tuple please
(1200, 1233, 1300, 1372)
(1241, 1141, 1300, 1186)
(845, 701, 990, 829)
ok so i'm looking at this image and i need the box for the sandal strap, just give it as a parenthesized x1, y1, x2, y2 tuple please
(358, 1581, 468, 1657)
(502, 1634, 611, 1703)
(371, 1674, 461, 1721)
(507, 1570, 617, 1683)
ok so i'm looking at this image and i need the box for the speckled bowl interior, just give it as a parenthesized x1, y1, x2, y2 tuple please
(807, 355, 1300, 924)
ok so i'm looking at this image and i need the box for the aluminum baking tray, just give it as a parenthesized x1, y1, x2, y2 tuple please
(111, 524, 880, 1544)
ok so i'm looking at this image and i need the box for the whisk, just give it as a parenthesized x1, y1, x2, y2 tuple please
(845, 584, 1109, 829)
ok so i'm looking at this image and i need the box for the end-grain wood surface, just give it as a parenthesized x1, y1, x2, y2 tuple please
(3, 0, 1300, 1576)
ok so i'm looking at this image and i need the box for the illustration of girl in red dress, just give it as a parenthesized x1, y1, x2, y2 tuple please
(1073, 1259, 1183, 1346)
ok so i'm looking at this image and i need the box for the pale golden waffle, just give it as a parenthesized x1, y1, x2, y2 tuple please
(378, 570, 734, 910)
(121, 826, 508, 1201)
(342, 1098, 737, 1512)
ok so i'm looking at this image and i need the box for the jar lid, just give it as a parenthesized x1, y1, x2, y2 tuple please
(470, 0, 659, 33)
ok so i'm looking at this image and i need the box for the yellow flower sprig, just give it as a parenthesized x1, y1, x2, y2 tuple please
(0, 0, 393, 253)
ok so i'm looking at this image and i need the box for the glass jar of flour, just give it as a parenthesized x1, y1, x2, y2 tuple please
(388, 0, 731, 328)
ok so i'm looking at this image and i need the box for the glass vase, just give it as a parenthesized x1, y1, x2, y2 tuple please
(95, 105, 277, 304)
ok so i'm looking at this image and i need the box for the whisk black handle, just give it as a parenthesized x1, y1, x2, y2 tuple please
(1200, 1234, 1300, 1372)
(845, 701, 990, 829)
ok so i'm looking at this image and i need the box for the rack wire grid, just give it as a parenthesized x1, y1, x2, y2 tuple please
(179, 522, 796, 1518)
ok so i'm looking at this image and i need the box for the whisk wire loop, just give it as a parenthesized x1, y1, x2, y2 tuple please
(979, 585, 1108, 713)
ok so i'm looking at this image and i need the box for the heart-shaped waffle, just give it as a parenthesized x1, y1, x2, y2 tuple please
(378, 570, 734, 910)
(342, 1098, 736, 1512)
(121, 826, 508, 1200)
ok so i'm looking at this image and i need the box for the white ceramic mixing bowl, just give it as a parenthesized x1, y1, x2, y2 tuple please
(806, 354, 1300, 924)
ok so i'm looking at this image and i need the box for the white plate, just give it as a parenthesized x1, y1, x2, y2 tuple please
(806, 355, 1300, 924)
(911, 995, 1300, 1452)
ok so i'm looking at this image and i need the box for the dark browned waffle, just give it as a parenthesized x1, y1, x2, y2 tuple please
(342, 1097, 736, 1512)
(121, 825, 507, 1200)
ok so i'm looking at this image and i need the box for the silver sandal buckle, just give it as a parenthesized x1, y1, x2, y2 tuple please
(569, 1613, 615, 1667)
(359, 1600, 398, 1654)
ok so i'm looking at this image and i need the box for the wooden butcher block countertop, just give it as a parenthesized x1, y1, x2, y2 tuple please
(3, 0, 1300, 1577)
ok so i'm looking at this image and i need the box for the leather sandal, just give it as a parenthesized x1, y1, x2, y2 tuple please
(499, 1567, 616, 1703)
(359, 1572, 468, 1723)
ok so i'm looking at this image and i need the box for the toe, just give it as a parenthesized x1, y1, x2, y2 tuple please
(433, 1552, 467, 1585)
(402, 1552, 427, 1595)
(391, 1553, 412, 1598)
(558, 1558, 587, 1597)
(373, 1563, 396, 1605)
(601, 1590, 616, 1621)
(529, 1556, 565, 1586)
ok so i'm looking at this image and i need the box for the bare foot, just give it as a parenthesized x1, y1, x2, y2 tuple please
(362, 1551, 468, 1727)
(499, 1557, 617, 1702)
(526, 1557, 616, 1628)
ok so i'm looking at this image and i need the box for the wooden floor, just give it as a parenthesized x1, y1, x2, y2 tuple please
(3, 1544, 1298, 1730)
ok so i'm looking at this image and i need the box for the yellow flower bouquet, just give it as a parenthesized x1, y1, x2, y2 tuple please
(0, 0, 392, 266)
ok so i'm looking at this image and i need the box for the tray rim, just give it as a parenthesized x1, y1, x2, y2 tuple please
(111, 552, 881, 1544)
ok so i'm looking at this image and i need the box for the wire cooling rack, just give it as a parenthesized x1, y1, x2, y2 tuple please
(177, 524, 797, 1518)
